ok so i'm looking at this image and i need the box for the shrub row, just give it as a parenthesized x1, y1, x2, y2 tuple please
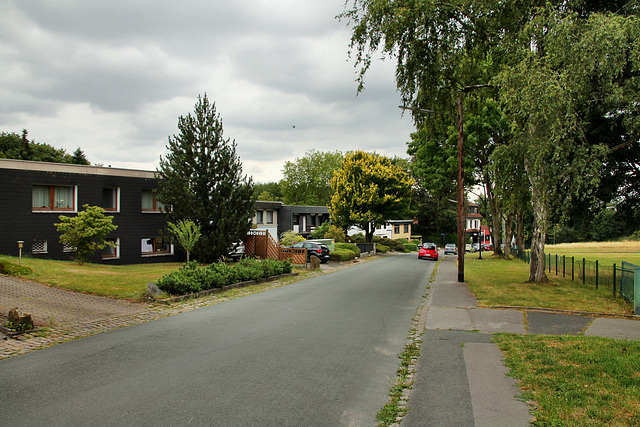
(157, 258, 292, 296)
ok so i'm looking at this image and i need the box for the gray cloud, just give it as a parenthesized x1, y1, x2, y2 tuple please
(0, 0, 414, 183)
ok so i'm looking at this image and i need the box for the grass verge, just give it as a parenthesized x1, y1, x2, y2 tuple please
(495, 334, 640, 426)
(0, 255, 343, 300)
(464, 256, 633, 315)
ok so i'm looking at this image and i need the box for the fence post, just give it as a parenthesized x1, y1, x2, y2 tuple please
(555, 254, 558, 276)
(635, 267, 640, 315)
(595, 260, 599, 290)
(583, 258, 586, 285)
(613, 263, 616, 297)
(563, 255, 565, 278)
(572, 256, 574, 281)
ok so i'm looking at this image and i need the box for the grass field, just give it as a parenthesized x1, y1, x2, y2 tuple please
(464, 255, 634, 315)
(544, 240, 640, 267)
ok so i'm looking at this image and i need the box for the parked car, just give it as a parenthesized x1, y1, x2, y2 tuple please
(471, 243, 480, 252)
(483, 243, 493, 251)
(228, 242, 245, 261)
(418, 243, 439, 261)
(444, 244, 457, 255)
(290, 241, 331, 263)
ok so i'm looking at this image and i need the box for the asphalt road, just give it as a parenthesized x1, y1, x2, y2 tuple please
(0, 254, 434, 426)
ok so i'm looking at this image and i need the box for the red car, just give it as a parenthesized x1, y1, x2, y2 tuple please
(418, 244, 439, 261)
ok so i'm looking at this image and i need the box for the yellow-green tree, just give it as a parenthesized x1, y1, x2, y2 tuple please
(330, 151, 413, 243)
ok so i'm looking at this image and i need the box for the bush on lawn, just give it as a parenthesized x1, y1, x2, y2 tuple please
(0, 259, 32, 276)
(376, 243, 389, 253)
(330, 249, 356, 261)
(156, 258, 293, 296)
(335, 242, 361, 257)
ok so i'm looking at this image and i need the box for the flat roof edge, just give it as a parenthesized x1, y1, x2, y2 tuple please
(0, 159, 156, 179)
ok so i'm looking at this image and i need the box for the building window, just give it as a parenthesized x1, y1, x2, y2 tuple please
(63, 243, 76, 253)
(32, 185, 76, 212)
(404, 224, 409, 233)
(32, 240, 47, 254)
(256, 211, 264, 224)
(141, 237, 173, 256)
(394, 225, 400, 234)
(266, 210, 273, 224)
(102, 188, 119, 212)
(141, 190, 165, 212)
(102, 238, 120, 260)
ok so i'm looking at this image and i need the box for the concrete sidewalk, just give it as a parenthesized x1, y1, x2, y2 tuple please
(403, 255, 640, 426)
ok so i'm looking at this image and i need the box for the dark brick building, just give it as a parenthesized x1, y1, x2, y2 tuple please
(0, 159, 181, 264)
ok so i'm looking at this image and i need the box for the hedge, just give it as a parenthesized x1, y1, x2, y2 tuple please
(157, 258, 292, 296)
(330, 249, 356, 261)
(335, 242, 361, 257)
(376, 243, 389, 253)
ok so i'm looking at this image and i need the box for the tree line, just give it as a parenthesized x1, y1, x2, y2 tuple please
(340, 0, 640, 282)
(0, 130, 90, 165)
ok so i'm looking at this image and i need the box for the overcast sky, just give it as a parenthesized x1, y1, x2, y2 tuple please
(0, 0, 415, 183)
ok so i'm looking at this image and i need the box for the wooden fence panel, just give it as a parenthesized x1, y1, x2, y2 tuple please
(244, 230, 307, 264)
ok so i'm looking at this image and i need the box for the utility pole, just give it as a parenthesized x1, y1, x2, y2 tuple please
(456, 95, 464, 282)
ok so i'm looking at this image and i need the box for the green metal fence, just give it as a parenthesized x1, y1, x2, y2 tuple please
(514, 249, 638, 312)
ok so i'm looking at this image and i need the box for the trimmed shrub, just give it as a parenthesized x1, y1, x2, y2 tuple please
(0, 259, 32, 276)
(376, 243, 389, 253)
(157, 258, 294, 296)
(335, 242, 361, 257)
(404, 243, 418, 252)
(374, 237, 405, 252)
(330, 249, 356, 261)
(156, 265, 204, 295)
(232, 258, 264, 282)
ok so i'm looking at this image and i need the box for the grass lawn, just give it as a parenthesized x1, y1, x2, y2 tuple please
(1, 255, 183, 299)
(0, 255, 315, 300)
(465, 242, 640, 426)
(495, 334, 640, 426)
(464, 255, 633, 315)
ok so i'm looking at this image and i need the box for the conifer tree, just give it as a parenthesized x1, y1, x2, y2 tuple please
(157, 94, 255, 263)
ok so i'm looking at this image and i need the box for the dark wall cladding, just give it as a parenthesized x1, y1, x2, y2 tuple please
(0, 164, 182, 265)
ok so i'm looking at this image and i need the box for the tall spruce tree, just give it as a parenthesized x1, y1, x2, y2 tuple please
(156, 94, 255, 263)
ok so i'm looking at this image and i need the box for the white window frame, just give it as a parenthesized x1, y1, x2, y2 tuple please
(141, 237, 174, 257)
(102, 238, 120, 260)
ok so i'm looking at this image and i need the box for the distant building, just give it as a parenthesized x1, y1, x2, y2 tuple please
(347, 219, 414, 240)
(252, 201, 330, 240)
(466, 201, 491, 246)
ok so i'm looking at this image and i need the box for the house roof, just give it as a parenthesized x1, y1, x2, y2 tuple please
(0, 158, 155, 179)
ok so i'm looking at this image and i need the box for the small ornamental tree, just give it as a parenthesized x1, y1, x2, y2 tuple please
(55, 205, 118, 264)
(168, 219, 202, 264)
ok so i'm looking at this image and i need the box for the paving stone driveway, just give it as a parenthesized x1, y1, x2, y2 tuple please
(0, 275, 151, 326)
